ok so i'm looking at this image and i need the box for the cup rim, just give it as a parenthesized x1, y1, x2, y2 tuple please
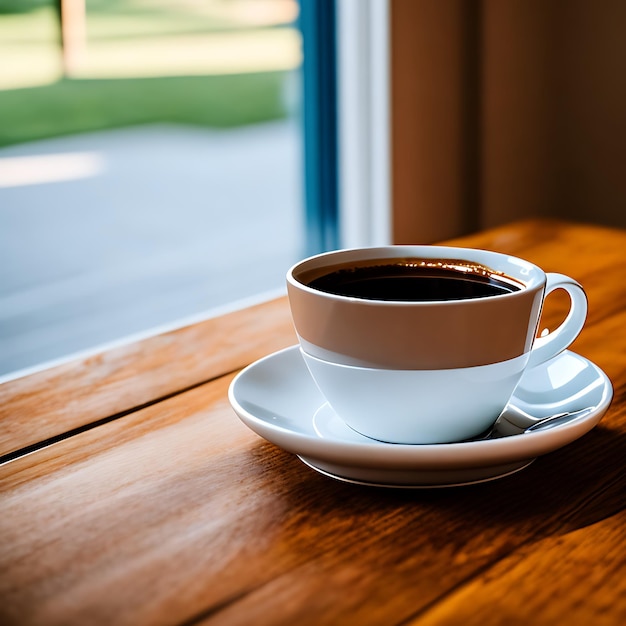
(287, 244, 545, 306)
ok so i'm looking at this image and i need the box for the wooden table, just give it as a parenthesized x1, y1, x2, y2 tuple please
(1, 219, 625, 626)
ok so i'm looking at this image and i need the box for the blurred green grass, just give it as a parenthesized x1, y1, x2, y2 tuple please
(0, 1, 297, 147)
(0, 72, 290, 147)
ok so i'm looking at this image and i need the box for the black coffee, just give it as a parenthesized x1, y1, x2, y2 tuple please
(305, 259, 522, 301)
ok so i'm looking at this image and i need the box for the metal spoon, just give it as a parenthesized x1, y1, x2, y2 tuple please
(473, 406, 595, 441)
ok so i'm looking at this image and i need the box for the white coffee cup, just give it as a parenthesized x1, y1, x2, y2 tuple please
(287, 245, 587, 444)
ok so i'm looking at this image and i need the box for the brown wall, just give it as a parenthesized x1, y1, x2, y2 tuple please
(391, 0, 626, 243)
(551, 0, 626, 228)
(481, 0, 555, 227)
(391, 0, 479, 243)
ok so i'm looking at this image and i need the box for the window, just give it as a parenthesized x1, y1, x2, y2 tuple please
(0, 0, 393, 380)
(0, 0, 305, 378)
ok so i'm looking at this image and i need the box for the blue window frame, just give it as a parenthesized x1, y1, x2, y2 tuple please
(299, 0, 339, 254)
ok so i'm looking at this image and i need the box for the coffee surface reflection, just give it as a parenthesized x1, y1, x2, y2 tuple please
(306, 259, 523, 302)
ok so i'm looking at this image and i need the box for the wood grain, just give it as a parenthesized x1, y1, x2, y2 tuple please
(1, 219, 626, 625)
(407, 508, 626, 625)
(1, 367, 624, 626)
(0, 296, 297, 458)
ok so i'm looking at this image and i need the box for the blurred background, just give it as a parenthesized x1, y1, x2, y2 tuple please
(1, 0, 625, 380)
(0, 0, 305, 378)
(391, 0, 626, 243)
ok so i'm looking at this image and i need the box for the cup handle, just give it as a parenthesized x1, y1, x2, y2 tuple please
(526, 273, 588, 368)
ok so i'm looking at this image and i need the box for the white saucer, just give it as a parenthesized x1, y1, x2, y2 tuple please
(228, 346, 613, 488)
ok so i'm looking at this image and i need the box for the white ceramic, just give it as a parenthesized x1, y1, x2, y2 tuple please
(228, 346, 612, 488)
(301, 349, 529, 443)
(287, 245, 588, 443)
(287, 246, 587, 370)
